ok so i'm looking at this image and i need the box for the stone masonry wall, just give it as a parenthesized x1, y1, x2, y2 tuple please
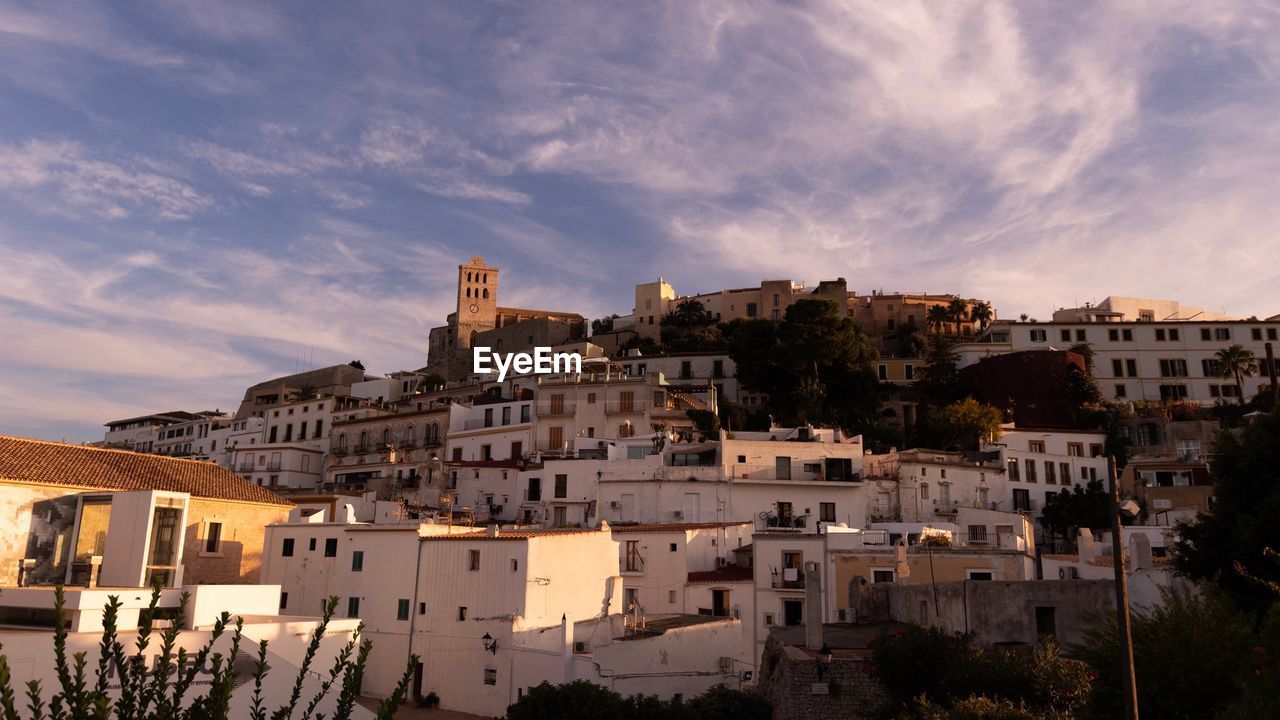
(756, 634, 887, 720)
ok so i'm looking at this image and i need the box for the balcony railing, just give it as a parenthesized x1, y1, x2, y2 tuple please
(266, 461, 282, 472)
(537, 402, 577, 416)
(771, 569, 805, 589)
(605, 400, 647, 414)
(462, 419, 493, 430)
(237, 463, 254, 473)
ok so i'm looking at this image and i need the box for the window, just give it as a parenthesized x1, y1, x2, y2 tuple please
(520, 405, 531, 423)
(351, 550, 364, 571)
(1201, 327, 1211, 341)
(1109, 328, 1119, 342)
(501, 406, 511, 425)
(282, 538, 295, 557)
(872, 570, 895, 583)
(1013, 488, 1031, 511)
(625, 540, 642, 572)
(1159, 359, 1188, 377)
(1030, 329, 1047, 342)
(712, 360, 724, 378)
(967, 571, 994, 581)
(1044, 461, 1056, 484)
(1115, 384, 1127, 399)
(680, 361, 692, 379)
(397, 599, 410, 621)
(511, 559, 519, 572)
(1156, 328, 1166, 341)
(746, 302, 757, 317)
(905, 364, 914, 381)
(920, 483, 929, 499)
(419, 602, 426, 615)
(203, 522, 223, 554)
(1035, 606, 1057, 638)
(308, 538, 317, 551)
(820, 502, 836, 523)
(669, 590, 677, 603)
(554, 474, 568, 499)
(878, 364, 888, 381)
(458, 607, 468, 621)
(670, 543, 677, 552)
(1201, 358, 1220, 377)
(1007, 459, 1020, 481)
(324, 538, 338, 557)
(1111, 359, 1124, 377)
(967, 525, 988, 544)
(483, 668, 497, 685)
(1215, 328, 1230, 341)
(469, 550, 481, 571)
(1028, 440, 1045, 453)
(280, 592, 288, 610)
(347, 597, 360, 618)
(1025, 459, 1037, 483)
(1060, 463, 1071, 485)
(1067, 442, 1083, 457)
(1160, 384, 1189, 401)
(764, 613, 775, 626)
(1060, 329, 1071, 342)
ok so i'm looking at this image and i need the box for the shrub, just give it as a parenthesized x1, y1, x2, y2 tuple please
(0, 585, 415, 720)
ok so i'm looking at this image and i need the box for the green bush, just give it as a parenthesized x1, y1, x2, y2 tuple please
(0, 585, 414, 720)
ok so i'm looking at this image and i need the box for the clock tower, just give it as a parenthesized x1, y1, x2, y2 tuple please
(454, 256, 499, 350)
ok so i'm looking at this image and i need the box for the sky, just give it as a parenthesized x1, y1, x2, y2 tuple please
(2, 1, 1279, 442)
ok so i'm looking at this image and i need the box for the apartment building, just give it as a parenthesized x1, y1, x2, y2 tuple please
(619, 277, 849, 341)
(957, 313, 1280, 405)
(991, 427, 1110, 530)
(446, 392, 534, 462)
(614, 351, 750, 403)
(101, 410, 204, 452)
(326, 402, 449, 498)
(610, 521, 754, 617)
(150, 411, 233, 460)
(234, 363, 372, 418)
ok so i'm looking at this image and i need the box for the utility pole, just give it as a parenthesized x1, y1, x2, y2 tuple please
(1108, 456, 1140, 720)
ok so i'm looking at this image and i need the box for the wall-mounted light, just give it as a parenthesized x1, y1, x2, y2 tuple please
(482, 632, 497, 654)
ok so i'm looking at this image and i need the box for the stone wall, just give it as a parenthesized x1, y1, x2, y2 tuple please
(183, 498, 290, 584)
(755, 634, 887, 720)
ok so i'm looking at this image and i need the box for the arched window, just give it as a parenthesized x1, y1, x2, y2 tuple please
(382, 428, 391, 445)
(467, 271, 472, 282)
(430, 422, 439, 445)
(359, 431, 368, 449)
(466, 287, 472, 298)
(407, 425, 415, 444)
(483, 273, 487, 283)
(482, 288, 489, 299)
(338, 433, 347, 450)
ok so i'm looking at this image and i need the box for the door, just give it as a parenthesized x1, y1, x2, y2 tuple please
(783, 599, 804, 626)
(683, 493, 700, 522)
(412, 662, 423, 699)
(775, 456, 791, 480)
(712, 589, 730, 617)
(553, 506, 567, 527)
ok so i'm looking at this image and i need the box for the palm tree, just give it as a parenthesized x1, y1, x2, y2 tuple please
(947, 297, 969, 334)
(927, 305, 951, 335)
(969, 301, 993, 330)
(1214, 344, 1258, 405)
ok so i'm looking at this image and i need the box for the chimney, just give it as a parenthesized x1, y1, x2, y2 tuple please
(1077, 528, 1096, 563)
(1130, 533, 1153, 572)
(804, 560, 824, 650)
(486, 524, 499, 537)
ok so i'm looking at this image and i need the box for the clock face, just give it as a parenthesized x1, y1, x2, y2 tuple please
(469, 303, 479, 313)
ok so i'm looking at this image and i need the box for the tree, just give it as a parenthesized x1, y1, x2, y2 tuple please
(660, 300, 724, 352)
(947, 297, 970, 335)
(348, 360, 365, 371)
(926, 398, 1003, 451)
(914, 336, 963, 407)
(1173, 410, 1280, 615)
(591, 315, 618, 335)
(1214, 344, 1259, 406)
(969, 301, 994, 331)
(1039, 480, 1111, 548)
(896, 322, 928, 358)
(0, 586, 414, 720)
(927, 305, 951, 335)
(1075, 587, 1278, 720)
(725, 299, 879, 430)
(1068, 342, 1095, 375)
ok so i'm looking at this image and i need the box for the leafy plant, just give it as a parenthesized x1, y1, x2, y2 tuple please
(0, 585, 416, 720)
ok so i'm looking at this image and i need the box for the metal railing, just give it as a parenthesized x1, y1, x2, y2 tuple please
(770, 569, 805, 589)
(605, 400, 647, 413)
(537, 402, 577, 416)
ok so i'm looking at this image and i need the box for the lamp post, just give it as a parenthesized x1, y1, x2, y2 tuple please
(816, 644, 832, 681)
(482, 632, 497, 655)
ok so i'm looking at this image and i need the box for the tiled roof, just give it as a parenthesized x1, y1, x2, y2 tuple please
(610, 521, 753, 534)
(0, 436, 291, 506)
(687, 566, 753, 583)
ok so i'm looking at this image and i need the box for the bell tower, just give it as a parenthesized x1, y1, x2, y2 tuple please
(455, 256, 499, 350)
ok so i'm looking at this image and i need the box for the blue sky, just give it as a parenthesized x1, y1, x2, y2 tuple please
(2, 1, 1279, 442)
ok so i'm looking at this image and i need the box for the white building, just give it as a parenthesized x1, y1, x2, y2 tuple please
(1042, 527, 1183, 608)
(102, 411, 203, 452)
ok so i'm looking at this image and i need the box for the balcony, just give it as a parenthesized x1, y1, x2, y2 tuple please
(605, 400, 647, 414)
(237, 463, 254, 473)
(400, 440, 418, 450)
(537, 402, 577, 417)
(771, 568, 805, 589)
(266, 461, 282, 472)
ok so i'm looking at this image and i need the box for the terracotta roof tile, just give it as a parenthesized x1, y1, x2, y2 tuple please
(0, 436, 291, 506)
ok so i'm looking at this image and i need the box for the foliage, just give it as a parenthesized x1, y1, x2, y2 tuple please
(685, 409, 720, 436)
(919, 398, 1003, 452)
(1068, 342, 1095, 374)
(591, 314, 618, 335)
(914, 336, 963, 408)
(1039, 480, 1112, 547)
(0, 586, 415, 720)
(660, 300, 725, 352)
(1214, 344, 1259, 406)
(870, 626, 1091, 717)
(1172, 410, 1280, 616)
(1074, 587, 1277, 720)
(896, 323, 928, 358)
(715, 400, 770, 433)
(1059, 364, 1103, 424)
(348, 360, 365, 371)
(969, 301, 994, 331)
(724, 299, 880, 430)
(505, 681, 767, 720)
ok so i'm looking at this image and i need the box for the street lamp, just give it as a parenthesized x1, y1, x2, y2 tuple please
(482, 632, 497, 655)
(816, 644, 832, 680)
